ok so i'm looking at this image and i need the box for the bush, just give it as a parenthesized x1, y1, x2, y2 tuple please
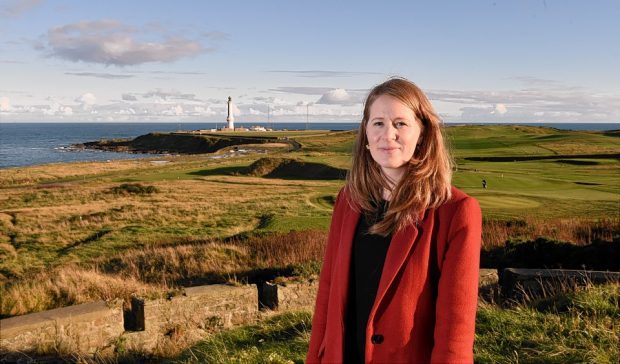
(110, 183, 158, 195)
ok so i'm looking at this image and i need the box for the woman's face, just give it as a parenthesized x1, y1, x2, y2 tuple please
(366, 94, 423, 182)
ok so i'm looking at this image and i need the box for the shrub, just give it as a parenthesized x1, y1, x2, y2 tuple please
(110, 183, 158, 195)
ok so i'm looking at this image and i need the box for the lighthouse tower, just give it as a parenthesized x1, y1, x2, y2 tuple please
(226, 96, 235, 130)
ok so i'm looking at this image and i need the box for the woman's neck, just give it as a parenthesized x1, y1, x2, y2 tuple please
(382, 169, 404, 201)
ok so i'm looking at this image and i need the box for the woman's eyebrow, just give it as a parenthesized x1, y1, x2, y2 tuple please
(386, 117, 411, 122)
(369, 116, 413, 122)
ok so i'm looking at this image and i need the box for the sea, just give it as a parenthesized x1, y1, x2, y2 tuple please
(0, 122, 618, 169)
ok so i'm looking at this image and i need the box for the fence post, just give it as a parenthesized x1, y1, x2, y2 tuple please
(257, 281, 278, 311)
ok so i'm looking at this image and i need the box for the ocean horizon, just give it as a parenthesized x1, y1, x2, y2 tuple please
(1, 122, 618, 169)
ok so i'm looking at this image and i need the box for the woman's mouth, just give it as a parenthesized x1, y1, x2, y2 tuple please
(379, 147, 400, 153)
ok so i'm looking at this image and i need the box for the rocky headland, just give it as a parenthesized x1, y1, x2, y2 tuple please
(71, 132, 299, 155)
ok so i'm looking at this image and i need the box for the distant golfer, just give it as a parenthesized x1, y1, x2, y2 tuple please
(307, 78, 482, 363)
(482, 179, 487, 189)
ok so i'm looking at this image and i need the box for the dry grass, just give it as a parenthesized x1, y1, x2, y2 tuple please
(1, 230, 327, 318)
(482, 216, 619, 249)
(95, 230, 327, 286)
(0, 177, 339, 282)
(538, 141, 619, 155)
(1, 266, 162, 318)
(0, 159, 163, 187)
(243, 230, 326, 268)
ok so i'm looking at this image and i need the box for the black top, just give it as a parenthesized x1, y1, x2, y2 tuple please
(345, 200, 392, 363)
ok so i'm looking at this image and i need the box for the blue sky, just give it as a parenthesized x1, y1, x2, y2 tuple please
(0, 0, 618, 122)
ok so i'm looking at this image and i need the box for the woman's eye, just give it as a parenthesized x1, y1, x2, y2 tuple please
(395, 121, 408, 127)
(373, 121, 383, 126)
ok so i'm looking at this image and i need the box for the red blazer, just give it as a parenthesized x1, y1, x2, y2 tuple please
(306, 186, 482, 363)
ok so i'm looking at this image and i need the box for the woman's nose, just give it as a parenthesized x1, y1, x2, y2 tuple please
(382, 123, 397, 141)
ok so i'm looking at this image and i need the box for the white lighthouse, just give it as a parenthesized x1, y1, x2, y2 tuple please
(226, 96, 234, 130)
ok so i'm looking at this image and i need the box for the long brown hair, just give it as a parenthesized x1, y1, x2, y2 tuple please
(346, 77, 453, 236)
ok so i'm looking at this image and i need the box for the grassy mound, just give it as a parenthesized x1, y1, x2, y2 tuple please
(241, 158, 347, 180)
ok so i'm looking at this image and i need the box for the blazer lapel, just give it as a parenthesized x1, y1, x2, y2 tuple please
(372, 225, 419, 311)
(370, 209, 430, 318)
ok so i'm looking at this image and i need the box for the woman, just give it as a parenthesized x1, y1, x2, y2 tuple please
(306, 78, 482, 363)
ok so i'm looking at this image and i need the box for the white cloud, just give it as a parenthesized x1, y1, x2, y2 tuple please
(252, 96, 289, 105)
(65, 72, 133, 79)
(268, 70, 381, 78)
(117, 108, 136, 115)
(13, 78, 616, 122)
(43, 20, 205, 66)
(231, 103, 240, 116)
(270, 86, 335, 95)
(61, 106, 73, 115)
(143, 88, 199, 101)
(0, 0, 42, 18)
(248, 107, 262, 115)
(192, 106, 217, 116)
(39, 100, 73, 116)
(122, 93, 138, 101)
(1, 95, 364, 121)
(0, 96, 12, 111)
(317, 88, 360, 105)
(493, 103, 507, 115)
(428, 86, 620, 122)
(76, 92, 96, 109)
(42, 102, 59, 115)
(161, 105, 184, 116)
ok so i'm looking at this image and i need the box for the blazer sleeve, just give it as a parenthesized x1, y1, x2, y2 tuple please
(306, 188, 346, 363)
(431, 196, 482, 363)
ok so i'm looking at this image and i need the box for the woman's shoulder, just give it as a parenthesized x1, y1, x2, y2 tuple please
(448, 185, 472, 203)
(333, 185, 355, 210)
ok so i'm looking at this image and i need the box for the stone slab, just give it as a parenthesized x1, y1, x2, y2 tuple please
(0, 301, 112, 339)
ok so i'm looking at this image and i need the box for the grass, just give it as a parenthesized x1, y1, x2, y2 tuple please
(172, 311, 312, 364)
(0, 266, 164, 319)
(481, 216, 619, 248)
(1, 230, 327, 317)
(475, 283, 620, 363)
(0, 125, 618, 361)
(0, 125, 617, 286)
(0, 176, 339, 282)
(166, 283, 619, 364)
